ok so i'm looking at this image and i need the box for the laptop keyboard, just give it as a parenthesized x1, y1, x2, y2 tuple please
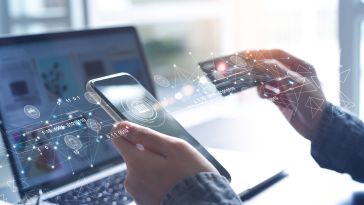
(46, 171, 133, 205)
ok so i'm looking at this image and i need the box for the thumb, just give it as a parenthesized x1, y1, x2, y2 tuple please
(115, 121, 171, 157)
(110, 122, 139, 164)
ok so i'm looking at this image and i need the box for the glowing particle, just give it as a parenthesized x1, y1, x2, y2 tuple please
(199, 76, 208, 84)
(27, 157, 31, 161)
(174, 92, 183, 100)
(217, 62, 227, 72)
(182, 85, 195, 96)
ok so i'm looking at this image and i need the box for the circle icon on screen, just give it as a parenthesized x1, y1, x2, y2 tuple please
(84, 92, 101, 105)
(24, 105, 40, 119)
(86, 119, 102, 133)
(64, 135, 83, 154)
(153, 75, 171, 87)
(130, 99, 155, 119)
(120, 97, 165, 127)
(229, 55, 247, 68)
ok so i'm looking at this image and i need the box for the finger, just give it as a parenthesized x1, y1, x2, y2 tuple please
(253, 60, 285, 79)
(110, 126, 139, 164)
(112, 123, 163, 166)
(242, 49, 315, 77)
(115, 121, 171, 157)
(242, 49, 306, 67)
(257, 82, 280, 99)
(257, 76, 303, 106)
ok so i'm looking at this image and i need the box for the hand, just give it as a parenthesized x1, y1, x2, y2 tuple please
(111, 121, 218, 205)
(246, 49, 327, 141)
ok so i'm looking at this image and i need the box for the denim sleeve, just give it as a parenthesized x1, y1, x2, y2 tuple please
(161, 172, 242, 205)
(311, 102, 364, 183)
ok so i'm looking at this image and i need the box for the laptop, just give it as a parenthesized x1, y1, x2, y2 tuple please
(0, 26, 154, 204)
(0, 26, 286, 205)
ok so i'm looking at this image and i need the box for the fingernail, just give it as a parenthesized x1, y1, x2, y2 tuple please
(136, 144, 144, 151)
(264, 84, 280, 94)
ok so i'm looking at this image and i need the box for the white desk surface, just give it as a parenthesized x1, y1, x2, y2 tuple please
(1, 95, 363, 204)
(0, 147, 363, 205)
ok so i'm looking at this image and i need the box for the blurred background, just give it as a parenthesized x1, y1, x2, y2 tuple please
(0, 0, 342, 104)
(0, 0, 359, 160)
(1, 0, 362, 150)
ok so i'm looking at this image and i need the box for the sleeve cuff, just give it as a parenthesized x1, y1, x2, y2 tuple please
(311, 102, 363, 174)
(161, 172, 241, 205)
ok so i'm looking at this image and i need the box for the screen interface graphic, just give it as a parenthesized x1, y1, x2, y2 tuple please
(0, 30, 151, 192)
(92, 74, 230, 180)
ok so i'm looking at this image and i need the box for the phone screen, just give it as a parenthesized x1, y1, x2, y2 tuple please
(90, 73, 231, 180)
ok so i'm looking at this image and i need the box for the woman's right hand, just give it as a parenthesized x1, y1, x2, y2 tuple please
(246, 49, 327, 141)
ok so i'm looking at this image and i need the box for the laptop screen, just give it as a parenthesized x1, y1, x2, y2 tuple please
(0, 27, 154, 196)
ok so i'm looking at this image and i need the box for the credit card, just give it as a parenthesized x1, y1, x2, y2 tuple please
(199, 52, 273, 96)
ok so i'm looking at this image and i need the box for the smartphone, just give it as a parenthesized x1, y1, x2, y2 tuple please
(199, 52, 273, 96)
(87, 73, 231, 181)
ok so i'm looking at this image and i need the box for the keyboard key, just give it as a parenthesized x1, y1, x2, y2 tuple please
(46, 171, 133, 205)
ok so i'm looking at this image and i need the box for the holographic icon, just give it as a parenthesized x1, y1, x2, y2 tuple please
(86, 118, 102, 133)
(129, 98, 156, 120)
(120, 97, 165, 127)
(153, 75, 171, 87)
(64, 135, 83, 154)
(229, 55, 247, 68)
(84, 92, 101, 105)
(24, 105, 40, 119)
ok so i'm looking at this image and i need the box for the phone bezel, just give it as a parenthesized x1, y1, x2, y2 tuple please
(87, 73, 232, 181)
